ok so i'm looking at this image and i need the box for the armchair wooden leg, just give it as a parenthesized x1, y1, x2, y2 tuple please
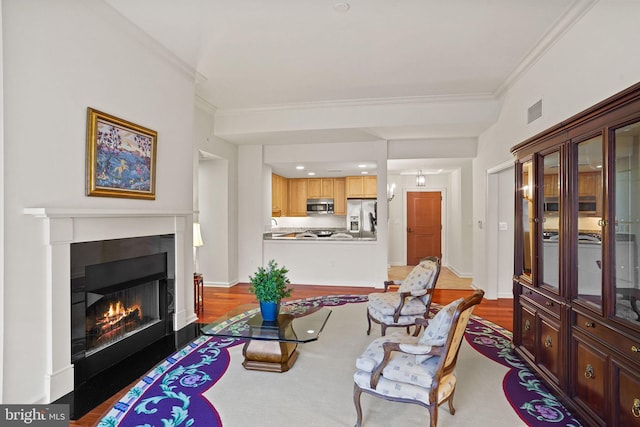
(447, 389, 456, 415)
(366, 311, 372, 335)
(353, 383, 363, 427)
(429, 406, 438, 427)
(381, 324, 387, 336)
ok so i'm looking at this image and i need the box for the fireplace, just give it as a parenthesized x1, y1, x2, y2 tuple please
(71, 236, 174, 387)
(24, 208, 196, 410)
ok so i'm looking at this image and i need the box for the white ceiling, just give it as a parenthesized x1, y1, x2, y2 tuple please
(106, 0, 590, 176)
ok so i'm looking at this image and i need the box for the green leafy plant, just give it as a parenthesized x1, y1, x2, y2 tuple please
(248, 259, 293, 303)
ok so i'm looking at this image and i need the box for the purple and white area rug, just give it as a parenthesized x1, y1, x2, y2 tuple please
(97, 295, 582, 427)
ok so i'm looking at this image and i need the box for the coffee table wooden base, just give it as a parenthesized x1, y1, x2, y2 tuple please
(242, 339, 299, 372)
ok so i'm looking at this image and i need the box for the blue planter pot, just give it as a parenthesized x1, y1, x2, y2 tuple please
(260, 301, 280, 321)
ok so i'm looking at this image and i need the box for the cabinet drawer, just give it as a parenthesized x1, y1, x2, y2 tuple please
(574, 312, 640, 361)
(521, 287, 561, 317)
(520, 304, 536, 358)
(616, 361, 640, 426)
(538, 314, 560, 384)
(572, 336, 607, 423)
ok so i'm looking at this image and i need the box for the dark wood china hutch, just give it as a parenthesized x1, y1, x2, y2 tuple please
(511, 82, 640, 427)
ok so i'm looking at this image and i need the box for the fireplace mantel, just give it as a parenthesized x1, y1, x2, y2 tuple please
(24, 207, 193, 218)
(25, 207, 195, 402)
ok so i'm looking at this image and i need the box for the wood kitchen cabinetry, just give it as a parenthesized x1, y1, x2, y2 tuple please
(307, 178, 334, 199)
(287, 178, 308, 217)
(333, 178, 346, 215)
(346, 176, 377, 198)
(271, 173, 288, 217)
(511, 83, 640, 427)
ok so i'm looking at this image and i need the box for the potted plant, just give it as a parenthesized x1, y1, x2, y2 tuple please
(248, 259, 294, 321)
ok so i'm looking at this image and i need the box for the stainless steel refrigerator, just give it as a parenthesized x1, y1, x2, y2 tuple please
(347, 199, 377, 238)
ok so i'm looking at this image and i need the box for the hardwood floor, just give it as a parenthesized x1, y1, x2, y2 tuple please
(71, 281, 513, 426)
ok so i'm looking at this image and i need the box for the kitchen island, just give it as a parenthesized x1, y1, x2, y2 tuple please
(263, 228, 384, 287)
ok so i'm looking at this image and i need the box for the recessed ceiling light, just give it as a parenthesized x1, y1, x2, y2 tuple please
(361, 171, 368, 175)
(296, 165, 305, 170)
(358, 164, 367, 168)
(308, 172, 316, 176)
(333, 2, 350, 13)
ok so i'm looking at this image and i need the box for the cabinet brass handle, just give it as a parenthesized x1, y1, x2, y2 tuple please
(585, 321, 595, 328)
(633, 398, 640, 418)
(524, 320, 531, 331)
(632, 345, 640, 353)
(544, 336, 552, 348)
(545, 301, 553, 307)
(584, 364, 594, 379)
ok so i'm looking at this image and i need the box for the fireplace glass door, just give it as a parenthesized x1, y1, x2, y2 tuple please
(85, 280, 161, 356)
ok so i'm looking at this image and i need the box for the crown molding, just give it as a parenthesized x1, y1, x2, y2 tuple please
(495, 0, 599, 97)
(195, 94, 218, 115)
(213, 92, 496, 117)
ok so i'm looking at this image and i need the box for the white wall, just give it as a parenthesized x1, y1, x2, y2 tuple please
(195, 105, 239, 287)
(473, 0, 640, 293)
(2, 0, 195, 403)
(0, 1, 5, 403)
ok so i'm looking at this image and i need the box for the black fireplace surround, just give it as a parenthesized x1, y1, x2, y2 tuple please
(58, 234, 199, 420)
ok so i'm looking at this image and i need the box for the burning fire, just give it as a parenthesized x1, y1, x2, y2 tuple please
(101, 301, 142, 327)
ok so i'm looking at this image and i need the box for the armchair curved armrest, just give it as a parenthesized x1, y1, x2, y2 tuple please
(392, 291, 413, 322)
(370, 341, 443, 389)
(412, 317, 430, 336)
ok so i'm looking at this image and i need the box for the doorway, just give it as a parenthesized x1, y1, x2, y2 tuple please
(406, 191, 442, 265)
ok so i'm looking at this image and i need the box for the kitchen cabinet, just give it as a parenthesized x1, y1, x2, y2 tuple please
(307, 178, 334, 199)
(333, 178, 346, 215)
(272, 174, 288, 217)
(578, 172, 599, 197)
(346, 176, 377, 198)
(544, 174, 559, 198)
(287, 179, 308, 217)
(511, 82, 640, 427)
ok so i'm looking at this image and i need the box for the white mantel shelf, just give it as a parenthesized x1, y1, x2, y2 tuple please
(24, 207, 194, 218)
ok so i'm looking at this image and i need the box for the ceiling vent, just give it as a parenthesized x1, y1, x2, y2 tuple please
(528, 99, 543, 124)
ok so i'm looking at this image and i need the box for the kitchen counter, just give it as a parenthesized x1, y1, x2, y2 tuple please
(263, 228, 376, 241)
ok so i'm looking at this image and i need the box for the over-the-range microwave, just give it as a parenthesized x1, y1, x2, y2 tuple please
(306, 198, 334, 215)
(543, 196, 597, 213)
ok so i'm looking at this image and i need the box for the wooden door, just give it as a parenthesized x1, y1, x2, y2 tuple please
(406, 192, 441, 265)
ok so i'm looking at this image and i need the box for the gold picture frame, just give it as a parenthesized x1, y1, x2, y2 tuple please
(86, 108, 157, 199)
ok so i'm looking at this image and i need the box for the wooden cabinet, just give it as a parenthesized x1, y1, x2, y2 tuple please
(333, 178, 346, 215)
(578, 172, 598, 197)
(346, 176, 377, 198)
(511, 83, 640, 427)
(271, 174, 288, 217)
(287, 179, 308, 217)
(543, 174, 559, 198)
(307, 178, 334, 199)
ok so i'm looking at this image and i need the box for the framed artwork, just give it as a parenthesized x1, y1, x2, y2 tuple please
(86, 108, 157, 199)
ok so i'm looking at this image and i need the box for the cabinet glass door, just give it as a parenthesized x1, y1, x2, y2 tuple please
(575, 136, 604, 308)
(521, 161, 533, 278)
(614, 120, 640, 324)
(542, 151, 560, 291)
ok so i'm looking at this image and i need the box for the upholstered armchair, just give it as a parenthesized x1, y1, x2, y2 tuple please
(354, 289, 485, 427)
(367, 256, 441, 336)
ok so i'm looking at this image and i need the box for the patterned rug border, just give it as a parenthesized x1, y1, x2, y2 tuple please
(97, 295, 579, 426)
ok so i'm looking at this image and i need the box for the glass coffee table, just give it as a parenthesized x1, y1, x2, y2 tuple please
(200, 304, 332, 372)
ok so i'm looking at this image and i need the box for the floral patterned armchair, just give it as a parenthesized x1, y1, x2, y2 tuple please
(354, 289, 485, 427)
(367, 256, 441, 336)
